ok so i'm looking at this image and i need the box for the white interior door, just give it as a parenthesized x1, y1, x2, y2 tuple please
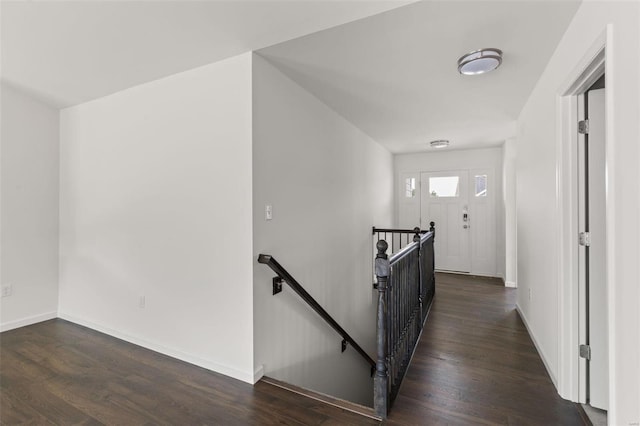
(583, 88, 608, 410)
(420, 171, 470, 273)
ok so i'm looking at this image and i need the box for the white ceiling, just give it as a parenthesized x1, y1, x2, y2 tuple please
(1, 0, 413, 108)
(258, 1, 581, 153)
(2, 0, 581, 154)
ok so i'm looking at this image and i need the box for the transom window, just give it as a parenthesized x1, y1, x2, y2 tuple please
(429, 176, 459, 198)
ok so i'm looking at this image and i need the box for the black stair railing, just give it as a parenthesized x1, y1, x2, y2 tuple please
(374, 223, 436, 419)
(372, 224, 435, 288)
(372, 226, 430, 255)
(258, 254, 376, 372)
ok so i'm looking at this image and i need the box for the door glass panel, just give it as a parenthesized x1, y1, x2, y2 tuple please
(475, 175, 487, 197)
(405, 177, 416, 198)
(429, 176, 459, 197)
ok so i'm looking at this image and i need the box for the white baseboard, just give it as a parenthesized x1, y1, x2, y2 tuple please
(253, 364, 265, 384)
(0, 311, 57, 332)
(516, 303, 558, 387)
(58, 312, 255, 384)
(505, 281, 517, 288)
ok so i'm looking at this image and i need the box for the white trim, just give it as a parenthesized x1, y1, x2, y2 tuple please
(560, 47, 606, 97)
(253, 364, 265, 384)
(59, 313, 256, 384)
(434, 270, 501, 280)
(555, 27, 612, 407)
(516, 303, 557, 387)
(603, 24, 616, 423)
(555, 90, 583, 402)
(0, 311, 58, 332)
(505, 281, 517, 288)
(516, 303, 558, 388)
(577, 92, 588, 404)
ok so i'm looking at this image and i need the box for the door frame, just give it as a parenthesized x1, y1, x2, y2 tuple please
(556, 28, 612, 405)
(582, 86, 608, 410)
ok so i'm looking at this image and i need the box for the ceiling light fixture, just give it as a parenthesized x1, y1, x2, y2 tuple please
(458, 48, 503, 75)
(430, 140, 449, 149)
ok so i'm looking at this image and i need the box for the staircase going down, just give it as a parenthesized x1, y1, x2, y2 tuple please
(259, 376, 382, 422)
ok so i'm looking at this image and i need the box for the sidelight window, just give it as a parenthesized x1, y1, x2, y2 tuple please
(405, 177, 416, 198)
(475, 175, 487, 197)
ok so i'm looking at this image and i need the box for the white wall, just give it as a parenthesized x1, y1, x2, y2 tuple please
(502, 139, 517, 287)
(252, 54, 393, 406)
(394, 147, 506, 279)
(58, 54, 256, 383)
(516, 2, 639, 423)
(1, 83, 59, 331)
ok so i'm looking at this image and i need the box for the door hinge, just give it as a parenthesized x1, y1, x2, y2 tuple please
(579, 344, 591, 360)
(578, 120, 589, 134)
(579, 232, 591, 247)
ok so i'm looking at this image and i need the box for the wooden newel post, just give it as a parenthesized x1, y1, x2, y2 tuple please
(374, 240, 390, 419)
(413, 226, 421, 243)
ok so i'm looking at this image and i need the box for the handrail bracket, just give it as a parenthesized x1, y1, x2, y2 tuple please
(272, 277, 283, 295)
(258, 254, 377, 371)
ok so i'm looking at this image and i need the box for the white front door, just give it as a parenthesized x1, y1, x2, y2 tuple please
(420, 171, 471, 273)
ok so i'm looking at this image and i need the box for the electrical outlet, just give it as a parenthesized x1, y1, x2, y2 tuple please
(265, 204, 273, 221)
(1, 284, 13, 298)
(139, 295, 146, 308)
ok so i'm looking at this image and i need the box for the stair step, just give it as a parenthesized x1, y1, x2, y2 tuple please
(259, 376, 381, 421)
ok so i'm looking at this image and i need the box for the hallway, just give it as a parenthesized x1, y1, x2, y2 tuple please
(387, 272, 587, 424)
(1, 273, 588, 425)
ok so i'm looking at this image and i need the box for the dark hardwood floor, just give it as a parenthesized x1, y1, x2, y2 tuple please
(1, 273, 587, 425)
(0, 319, 377, 425)
(387, 272, 588, 425)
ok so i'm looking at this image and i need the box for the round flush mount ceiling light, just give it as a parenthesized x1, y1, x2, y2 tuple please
(458, 48, 503, 75)
(430, 139, 450, 149)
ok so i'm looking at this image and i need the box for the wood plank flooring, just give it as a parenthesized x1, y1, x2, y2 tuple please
(386, 272, 588, 425)
(0, 319, 377, 425)
(1, 273, 587, 425)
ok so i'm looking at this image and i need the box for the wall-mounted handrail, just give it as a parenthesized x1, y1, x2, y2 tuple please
(258, 254, 376, 370)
